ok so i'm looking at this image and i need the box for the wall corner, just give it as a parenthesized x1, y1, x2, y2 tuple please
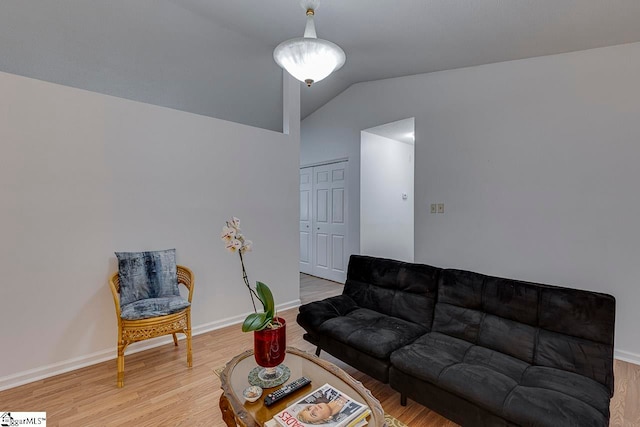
(282, 72, 300, 141)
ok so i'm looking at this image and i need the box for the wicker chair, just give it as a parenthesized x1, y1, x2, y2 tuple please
(109, 265, 194, 387)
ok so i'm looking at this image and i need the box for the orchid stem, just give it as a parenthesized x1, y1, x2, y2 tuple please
(239, 250, 259, 312)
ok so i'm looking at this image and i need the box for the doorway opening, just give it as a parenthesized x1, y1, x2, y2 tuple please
(360, 118, 415, 262)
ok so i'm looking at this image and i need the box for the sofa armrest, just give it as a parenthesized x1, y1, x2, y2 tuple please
(297, 294, 359, 333)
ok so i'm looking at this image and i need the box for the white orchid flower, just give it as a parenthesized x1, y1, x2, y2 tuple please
(221, 226, 237, 242)
(241, 240, 253, 253)
(230, 217, 241, 230)
(226, 238, 242, 253)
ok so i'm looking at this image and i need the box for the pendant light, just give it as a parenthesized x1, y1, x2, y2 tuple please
(273, 0, 346, 87)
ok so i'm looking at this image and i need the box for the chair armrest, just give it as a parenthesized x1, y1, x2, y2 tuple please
(177, 265, 195, 303)
(109, 272, 122, 319)
(298, 294, 359, 333)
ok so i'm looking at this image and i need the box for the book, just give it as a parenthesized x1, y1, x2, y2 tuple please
(346, 409, 370, 427)
(270, 383, 368, 427)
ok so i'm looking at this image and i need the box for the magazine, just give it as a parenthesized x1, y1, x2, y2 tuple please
(270, 383, 368, 427)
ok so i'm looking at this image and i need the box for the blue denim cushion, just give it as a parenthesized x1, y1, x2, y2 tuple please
(120, 296, 190, 320)
(116, 249, 179, 306)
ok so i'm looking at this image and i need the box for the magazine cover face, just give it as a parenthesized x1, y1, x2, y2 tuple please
(274, 384, 365, 427)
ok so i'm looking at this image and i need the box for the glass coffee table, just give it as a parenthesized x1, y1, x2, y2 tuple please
(219, 347, 386, 427)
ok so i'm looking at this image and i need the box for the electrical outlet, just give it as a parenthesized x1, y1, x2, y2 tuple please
(437, 203, 444, 213)
(430, 204, 437, 214)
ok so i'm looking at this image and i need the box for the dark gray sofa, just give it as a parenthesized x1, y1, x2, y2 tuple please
(297, 255, 616, 427)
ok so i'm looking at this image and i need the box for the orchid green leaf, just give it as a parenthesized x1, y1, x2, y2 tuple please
(242, 312, 270, 332)
(256, 281, 275, 319)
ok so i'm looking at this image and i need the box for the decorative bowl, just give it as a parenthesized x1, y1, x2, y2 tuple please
(243, 385, 263, 403)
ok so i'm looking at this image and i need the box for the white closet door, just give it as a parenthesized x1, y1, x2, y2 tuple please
(311, 162, 348, 283)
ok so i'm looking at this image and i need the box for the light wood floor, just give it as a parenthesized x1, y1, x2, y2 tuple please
(0, 274, 638, 426)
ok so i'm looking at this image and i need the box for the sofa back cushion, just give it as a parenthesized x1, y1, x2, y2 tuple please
(535, 287, 615, 393)
(432, 269, 537, 363)
(344, 255, 441, 329)
(432, 268, 615, 393)
(431, 269, 486, 343)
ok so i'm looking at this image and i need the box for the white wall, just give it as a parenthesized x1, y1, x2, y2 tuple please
(360, 132, 414, 262)
(301, 42, 640, 363)
(0, 71, 300, 388)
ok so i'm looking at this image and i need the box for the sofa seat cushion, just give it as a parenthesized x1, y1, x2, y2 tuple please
(317, 308, 427, 359)
(121, 296, 190, 320)
(391, 332, 531, 382)
(503, 385, 608, 427)
(390, 332, 473, 382)
(501, 366, 611, 426)
(391, 332, 611, 426)
(391, 332, 529, 412)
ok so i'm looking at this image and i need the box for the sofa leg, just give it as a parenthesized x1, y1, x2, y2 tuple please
(400, 394, 407, 406)
(315, 346, 321, 357)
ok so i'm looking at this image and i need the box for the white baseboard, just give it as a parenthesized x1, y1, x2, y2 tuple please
(615, 349, 640, 366)
(0, 348, 116, 392)
(0, 299, 301, 392)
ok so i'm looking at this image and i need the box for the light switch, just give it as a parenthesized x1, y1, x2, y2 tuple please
(430, 204, 437, 213)
(437, 203, 444, 213)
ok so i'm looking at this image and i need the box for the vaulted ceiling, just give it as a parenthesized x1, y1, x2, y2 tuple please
(2, 1, 640, 132)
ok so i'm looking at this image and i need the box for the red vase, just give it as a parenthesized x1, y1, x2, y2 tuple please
(253, 317, 286, 381)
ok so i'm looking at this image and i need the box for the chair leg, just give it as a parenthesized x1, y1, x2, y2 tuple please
(186, 329, 193, 367)
(315, 346, 321, 357)
(172, 333, 179, 346)
(400, 394, 407, 406)
(117, 341, 125, 388)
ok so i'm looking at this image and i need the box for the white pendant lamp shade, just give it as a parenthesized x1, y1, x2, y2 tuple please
(274, 37, 345, 87)
(273, 3, 346, 87)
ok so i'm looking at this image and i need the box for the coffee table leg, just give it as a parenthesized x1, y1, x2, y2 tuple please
(219, 393, 238, 427)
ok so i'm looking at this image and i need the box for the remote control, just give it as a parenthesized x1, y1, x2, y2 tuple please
(263, 377, 312, 406)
